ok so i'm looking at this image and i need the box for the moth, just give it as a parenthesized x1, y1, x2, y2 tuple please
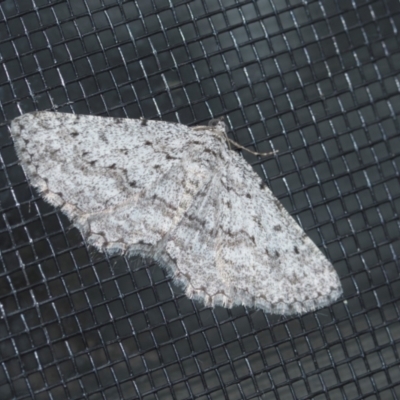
(11, 112, 342, 314)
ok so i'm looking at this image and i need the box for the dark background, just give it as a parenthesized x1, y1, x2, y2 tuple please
(1, 0, 400, 399)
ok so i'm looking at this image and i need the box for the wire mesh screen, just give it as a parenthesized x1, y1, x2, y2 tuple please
(1, 0, 399, 399)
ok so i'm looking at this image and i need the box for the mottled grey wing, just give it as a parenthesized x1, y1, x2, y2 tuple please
(10, 112, 213, 252)
(214, 153, 342, 314)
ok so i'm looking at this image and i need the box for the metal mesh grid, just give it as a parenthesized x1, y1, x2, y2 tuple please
(1, 0, 400, 398)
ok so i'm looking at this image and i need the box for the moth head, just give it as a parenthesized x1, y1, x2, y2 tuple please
(208, 116, 227, 135)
